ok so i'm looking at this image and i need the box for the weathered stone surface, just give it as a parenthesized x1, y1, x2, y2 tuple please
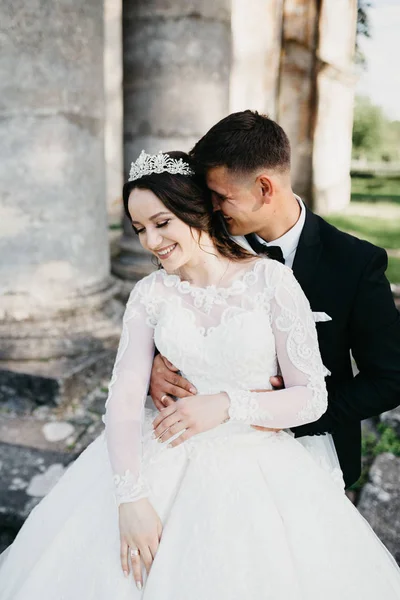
(0, 0, 122, 384)
(0, 0, 125, 414)
(358, 453, 400, 564)
(230, 0, 282, 116)
(123, 17, 231, 148)
(0, 1, 104, 115)
(277, 0, 319, 205)
(312, 0, 357, 213)
(0, 348, 117, 410)
(113, 0, 231, 281)
(124, 0, 231, 21)
(0, 415, 86, 453)
(0, 374, 113, 550)
(0, 442, 76, 528)
(276, 0, 357, 210)
(0, 368, 158, 550)
(312, 66, 356, 213)
(0, 0, 108, 299)
(104, 0, 123, 226)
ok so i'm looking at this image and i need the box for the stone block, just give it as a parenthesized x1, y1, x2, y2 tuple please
(312, 66, 356, 213)
(230, 0, 282, 116)
(0, 348, 116, 412)
(0, 415, 87, 453)
(0, 441, 76, 532)
(123, 17, 230, 140)
(0, 115, 109, 300)
(0, 0, 104, 115)
(124, 0, 231, 22)
(357, 453, 400, 564)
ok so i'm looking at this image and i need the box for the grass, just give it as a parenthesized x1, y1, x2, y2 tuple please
(324, 174, 400, 284)
(351, 173, 400, 203)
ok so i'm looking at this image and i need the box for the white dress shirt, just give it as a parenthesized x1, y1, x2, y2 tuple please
(253, 194, 306, 268)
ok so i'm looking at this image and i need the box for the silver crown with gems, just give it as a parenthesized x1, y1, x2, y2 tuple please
(128, 150, 195, 182)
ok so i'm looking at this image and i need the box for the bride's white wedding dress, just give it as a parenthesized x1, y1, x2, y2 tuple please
(1, 259, 399, 599)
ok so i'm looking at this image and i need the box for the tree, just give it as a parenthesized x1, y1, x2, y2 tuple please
(356, 0, 372, 66)
(352, 96, 400, 163)
(352, 96, 385, 159)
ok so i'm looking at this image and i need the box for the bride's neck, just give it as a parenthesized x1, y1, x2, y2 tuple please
(176, 239, 232, 288)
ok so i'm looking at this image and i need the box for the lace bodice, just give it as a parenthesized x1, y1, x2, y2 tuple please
(104, 259, 329, 505)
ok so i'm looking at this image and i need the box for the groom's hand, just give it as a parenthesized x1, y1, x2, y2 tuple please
(250, 375, 284, 432)
(149, 354, 197, 411)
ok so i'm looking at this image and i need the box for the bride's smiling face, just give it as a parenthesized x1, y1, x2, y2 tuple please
(128, 187, 202, 271)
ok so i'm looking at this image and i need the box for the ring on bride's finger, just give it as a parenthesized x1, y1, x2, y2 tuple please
(130, 548, 139, 557)
(160, 394, 168, 403)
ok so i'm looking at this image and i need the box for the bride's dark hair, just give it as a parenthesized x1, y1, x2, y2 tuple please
(122, 151, 252, 261)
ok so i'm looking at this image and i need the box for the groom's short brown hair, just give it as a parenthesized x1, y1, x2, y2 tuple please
(190, 110, 291, 174)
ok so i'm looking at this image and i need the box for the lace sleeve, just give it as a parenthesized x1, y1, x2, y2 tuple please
(104, 275, 157, 506)
(227, 262, 329, 428)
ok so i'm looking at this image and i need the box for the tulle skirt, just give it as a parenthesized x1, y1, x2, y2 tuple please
(1, 408, 399, 599)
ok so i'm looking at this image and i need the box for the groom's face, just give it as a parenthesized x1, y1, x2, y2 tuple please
(206, 166, 265, 236)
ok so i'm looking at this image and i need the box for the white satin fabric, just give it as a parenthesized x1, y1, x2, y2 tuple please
(1, 259, 399, 599)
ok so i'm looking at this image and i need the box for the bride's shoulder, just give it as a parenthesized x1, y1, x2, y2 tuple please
(127, 269, 165, 299)
(255, 257, 293, 277)
(255, 258, 299, 290)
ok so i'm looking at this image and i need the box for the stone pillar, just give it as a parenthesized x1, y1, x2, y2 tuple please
(0, 0, 121, 407)
(230, 0, 283, 117)
(276, 0, 320, 205)
(312, 0, 358, 213)
(112, 0, 231, 282)
(104, 0, 124, 226)
(277, 0, 357, 211)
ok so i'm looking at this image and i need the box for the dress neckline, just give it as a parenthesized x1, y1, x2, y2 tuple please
(158, 258, 267, 296)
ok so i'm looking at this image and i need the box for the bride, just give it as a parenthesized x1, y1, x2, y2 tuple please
(1, 151, 399, 599)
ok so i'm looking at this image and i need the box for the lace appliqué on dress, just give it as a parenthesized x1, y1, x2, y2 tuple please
(113, 470, 150, 505)
(274, 268, 328, 423)
(226, 263, 329, 427)
(228, 389, 274, 424)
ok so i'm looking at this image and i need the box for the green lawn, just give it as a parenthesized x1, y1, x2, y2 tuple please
(351, 173, 400, 203)
(324, 175, 400, 284)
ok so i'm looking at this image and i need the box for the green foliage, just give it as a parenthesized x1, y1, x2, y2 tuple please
(349, 431, 378, 492)
(356, 0, 372, 66)
(352, 96, 385, 158)
(350, 424, 400, 492)
(375, 423, 400, 456)
(352, 96, 400, 162)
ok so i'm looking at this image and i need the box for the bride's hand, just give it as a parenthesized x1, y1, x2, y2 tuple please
(152, 393, 230, 447)
(118, 498, 163, 589)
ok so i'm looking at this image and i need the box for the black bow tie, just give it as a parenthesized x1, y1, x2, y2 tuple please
(244, 234, 285, 264)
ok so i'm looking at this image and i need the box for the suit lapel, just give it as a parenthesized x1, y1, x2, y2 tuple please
(292, 208, 322, 293)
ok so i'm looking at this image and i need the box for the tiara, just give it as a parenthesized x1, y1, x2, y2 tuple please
(128, 150, 195, 182)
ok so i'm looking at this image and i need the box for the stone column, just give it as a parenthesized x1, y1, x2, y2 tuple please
(312, 0, 358, 213)
(104, 0, 124, 226)
(0, 0, 121, 407)
(276, 0, 320, 205)
(112, 0, 231, 282)
(230, 0, 283, 117)
(276, 0, 357, 211)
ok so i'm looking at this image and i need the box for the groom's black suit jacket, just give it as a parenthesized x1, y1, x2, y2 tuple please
(285, 208, 400, 488)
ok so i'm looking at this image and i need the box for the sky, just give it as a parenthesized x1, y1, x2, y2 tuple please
(357, 0, 400, 120)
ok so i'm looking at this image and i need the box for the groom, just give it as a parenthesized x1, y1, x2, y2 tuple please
(149, 110, 400, 488)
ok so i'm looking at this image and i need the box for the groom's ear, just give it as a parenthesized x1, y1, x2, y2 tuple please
(258, 175, 274, 205)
